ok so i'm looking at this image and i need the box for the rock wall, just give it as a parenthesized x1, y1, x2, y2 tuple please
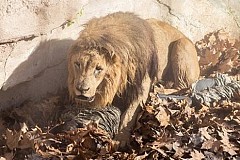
(0, 0, 239, 109)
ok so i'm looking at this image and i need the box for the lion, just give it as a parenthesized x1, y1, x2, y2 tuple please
(67, 12, 200, 147)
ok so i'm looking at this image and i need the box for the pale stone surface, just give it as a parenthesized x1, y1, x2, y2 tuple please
(0, 0, 239, 109)
(156, 0, 240, 41)
(0, 0, 87, 42)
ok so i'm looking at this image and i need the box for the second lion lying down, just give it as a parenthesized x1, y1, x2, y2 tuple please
(67, 12, 200, 147)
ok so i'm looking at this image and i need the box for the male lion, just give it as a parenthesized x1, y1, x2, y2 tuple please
(67, 12, 200, 147)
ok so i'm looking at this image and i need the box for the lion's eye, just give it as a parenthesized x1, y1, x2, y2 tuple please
(96, 66, 103, 71)
(74, 62, 80, 69)
(94, 66, 103, 75)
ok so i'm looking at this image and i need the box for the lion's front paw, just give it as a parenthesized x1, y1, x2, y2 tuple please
(114, 130, 132, 150)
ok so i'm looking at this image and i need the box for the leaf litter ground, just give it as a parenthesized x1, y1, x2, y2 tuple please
(0, 30, 240, 160)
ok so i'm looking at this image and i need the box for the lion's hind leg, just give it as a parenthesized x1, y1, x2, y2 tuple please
(170, 38, 200, 89)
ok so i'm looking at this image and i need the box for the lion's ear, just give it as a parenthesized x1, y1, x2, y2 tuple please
(109, 50, 115, 58)
(100, 47, 115, 58)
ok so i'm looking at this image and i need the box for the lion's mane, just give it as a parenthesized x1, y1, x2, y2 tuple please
(68, 12, 158, 110)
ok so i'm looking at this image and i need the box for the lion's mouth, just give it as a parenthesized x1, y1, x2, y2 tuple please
(75, 95, 95, 102)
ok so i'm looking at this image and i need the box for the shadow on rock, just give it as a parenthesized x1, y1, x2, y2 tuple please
(0, 39, 74, 110)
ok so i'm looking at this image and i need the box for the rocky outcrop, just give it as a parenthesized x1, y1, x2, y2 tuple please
(0, 0, 239, 109)
(155, 0, 240, 40)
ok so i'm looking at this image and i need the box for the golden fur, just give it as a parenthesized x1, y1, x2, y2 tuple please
(67, 12, 200, 146)
(68, 12, 158, 110)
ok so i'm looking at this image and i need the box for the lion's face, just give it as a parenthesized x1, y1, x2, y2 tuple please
(69, 49, 109, 104)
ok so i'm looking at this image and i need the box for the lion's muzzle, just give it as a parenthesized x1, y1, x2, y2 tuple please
(75, 82, 96, 102)
(76, 83, 90, 94)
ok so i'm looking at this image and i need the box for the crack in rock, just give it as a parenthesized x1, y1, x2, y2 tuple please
(0, 5, 85, 45)
(0, 34, 41, 45)
(0, 19, 70, 45)
(226, 3, 240, 29)
(156, 0, 180, 20)
(2, 50, 12, 90)
(230, 13, 240, 29)
(156, 0, 200, 29)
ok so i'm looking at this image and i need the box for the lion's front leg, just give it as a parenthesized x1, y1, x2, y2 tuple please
(114, 75, 152, 149)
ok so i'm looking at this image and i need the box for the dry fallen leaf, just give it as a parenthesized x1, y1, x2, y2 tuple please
(196, 29, 240, 76)
(133, 152, 148, 160)
(33, 123, 114, 159)
(218, 128, 237, 156)
(5, 129, 21, 150)
(190, 149, 205, 160)
(155, 107, 170, 127)
(199, 127, 212, 140)
(201, 139, 215, 150)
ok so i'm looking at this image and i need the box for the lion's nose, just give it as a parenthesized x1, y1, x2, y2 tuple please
(76, 84, 90, 94)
